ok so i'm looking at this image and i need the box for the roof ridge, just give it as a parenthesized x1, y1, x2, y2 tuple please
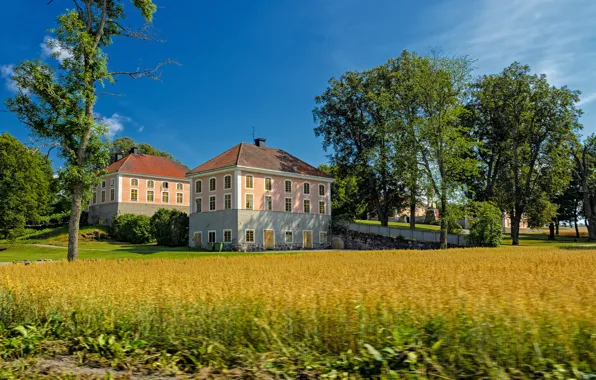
(236, 142, 244, 165)
(115, 154, 133, 172)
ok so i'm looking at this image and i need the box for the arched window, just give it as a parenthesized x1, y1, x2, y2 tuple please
(224, 175, 232, 189)
(195, 180, 202, 193)
(162, 181, 169, 189)
(147, 180, 154, 188)
(209, 177, 216, 191)
(245, 175, 254, 189)
(176, 183, 183, 191)
(131, 178, 139, 187)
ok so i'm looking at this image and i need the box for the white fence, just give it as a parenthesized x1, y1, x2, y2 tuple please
(348, 223, 468, 246)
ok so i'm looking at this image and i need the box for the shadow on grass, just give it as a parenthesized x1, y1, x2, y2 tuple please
(558, 245, 596, 251)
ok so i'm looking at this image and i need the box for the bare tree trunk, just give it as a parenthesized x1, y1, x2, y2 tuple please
(439, 180, 448, 249)
(511, 213, 521, 246)
(574, 214, 580, 239)
(588, 214, 596, 240)
(67, 184, 84, 262)
(409, 187, 416, 230)
(548, 222, 555, 240)
(555, 218, 559, 235)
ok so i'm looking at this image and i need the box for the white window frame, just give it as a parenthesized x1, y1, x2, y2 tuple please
(223, 229, 232, 243)
(319, 184, 325, 196)
(195, 197, 202, 213)
(245, 174, 254, 189)
(195, 179, 203, 194)
(224, 193, 232, 210)
(303, 182, 311, 195)
(110, 188, 115, 201)
(285, 180, 292, 193)
(147, 180, 154, 189)
(285, 230, 293, 244)
(303, 199, 311, 214)
(245, 229, 255, 243)
(147, 190, 154, 203)
(263, 229, 275, 248)
(264, 177, 273, 191)
(224, 175, 232, 190)
(209, 195, 216, 211)
(208, 230, 216, 243)
(101, 180, 106, 189)
(176, 183, 183, 191)
(131, 178, 139, 187)
(162, 191, 169, 204)
(101, 190, 106, 202)
(162, 181, 169, 190)
(264, 195, 273, 211)
(110, 178, 115, 187)
(209, 177, 216, 192)
(130, 189, 138, 202)
(176, 192, 184, 204)
(319, 231, 328, 244)
(245, 193, 254, 210)
(92, 192, 97, 204)
(319, 200, 326, 215)
(285, 197, 292, 212)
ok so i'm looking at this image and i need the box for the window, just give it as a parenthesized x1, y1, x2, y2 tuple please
(92, 192, 96, 204)
(147, 190, 154, 202)
(131, 178, 139, 187)
(224, 175, 232, 189)
(110, 188, 115, 201)
(223, 229, 232, 243)
(209, 195, 216, 211)
(110, 178, 115, 187)
(245, 175, 254, 189)
(176, 183, 183, 191)
(162, 192, 169, 203)
(196, 198, 202, 213)
(101, 180, 106, 188)
(303, 183, 310, 194)
(209, 177, 216, 192)
(177, 193, 183, 204)
(285, 197, 292, 212)
(101, 190, 106, 202)
(304, 199, 311, 213)
(285, 230, 293, 244)
(319, 231, 328, 244)
(162, 181, 169, 189)
(245, 229, 255, 243)
(264, 195, 272, 211)
(224, 194, 232, 210)
(195, 180, 202, 193)
(285, 180, 292, 193)
(208, 231, 216, 243)
(265, 177, 272, 191)
(319, 201, 326, 215)
(147, 180, 154, 188)
(319, 184, 325, 196)
(130, 189, 137, 202)
(245, 194, 254, 210)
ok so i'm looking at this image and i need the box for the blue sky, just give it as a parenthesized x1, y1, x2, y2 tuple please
(1, 0, 595, 170)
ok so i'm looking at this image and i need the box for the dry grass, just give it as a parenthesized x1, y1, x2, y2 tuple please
(0, 247, 595, 376)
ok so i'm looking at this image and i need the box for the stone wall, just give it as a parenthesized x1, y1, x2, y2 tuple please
(88, 202, 189, 226)
(338, 230, 449, 250)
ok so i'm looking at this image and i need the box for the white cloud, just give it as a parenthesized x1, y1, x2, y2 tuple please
(0, 64, 18, 92)
(137, 125, 145, 132)
(97, 113, 131, 136)
(40, 36, 73, 63)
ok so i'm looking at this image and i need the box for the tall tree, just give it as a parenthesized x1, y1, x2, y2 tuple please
(466, 63, 580, 245)
(553, 170, 583, 239)
(313, 68, 406, 226)
(416, 53, 477, 248)
(318, 164, 366, 220)
(5, 1, 174, 261)
(0, 133, 53, 239)
(112, 137, 179, 162)
(572, 135, 596, 240)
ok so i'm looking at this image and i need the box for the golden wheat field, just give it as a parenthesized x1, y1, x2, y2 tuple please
(0, 247, 595, 377)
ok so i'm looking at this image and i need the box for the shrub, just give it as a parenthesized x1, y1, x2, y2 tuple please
(111, 214, 153, 244)
(150, 209, 189, 247)
(467, 202, 503, 247)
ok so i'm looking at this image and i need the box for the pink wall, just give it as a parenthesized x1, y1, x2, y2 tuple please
(191, 172, 235, 211)
(92, 174, 190, 206)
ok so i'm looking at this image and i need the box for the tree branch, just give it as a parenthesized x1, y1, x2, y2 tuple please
(97, 92, 124, 97)
(94, 0, 108, 48)
(108, 21, 166, 42)
(110, 59, 180, 81)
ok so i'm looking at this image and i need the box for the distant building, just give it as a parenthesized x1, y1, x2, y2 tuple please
(87, 148, 190, 225)
(187, 138, 333, 250)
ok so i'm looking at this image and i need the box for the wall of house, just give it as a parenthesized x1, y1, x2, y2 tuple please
(239, 171, 330, 214)
(91, 174, 119, 205)
(190, 172, 235, 212)
(120, 174, 190, 206)
(87, 203, 119, 225)
(188, 209, 239, 247)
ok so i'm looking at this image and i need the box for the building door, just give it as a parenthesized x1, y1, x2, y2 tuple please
(264, 230, 275, 250)
(303, 231, 313, 249)
(193, 232, 202, 247)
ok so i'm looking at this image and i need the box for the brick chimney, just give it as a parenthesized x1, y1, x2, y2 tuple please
(254, 138, 266, 148)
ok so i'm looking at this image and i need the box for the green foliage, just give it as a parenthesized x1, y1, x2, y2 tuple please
(0, 133, 53, 239)
(150, 209, 189, 247)
(111, 137, 185, 165)
(467, 202, 503, 247)
(318, 164, 366, 219)
(526, 193, 558, 229)
(111, 214, 153, 244)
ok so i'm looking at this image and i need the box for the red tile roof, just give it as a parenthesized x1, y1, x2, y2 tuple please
(106, 154, 189, 179)
(188, 143, 331, 178)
